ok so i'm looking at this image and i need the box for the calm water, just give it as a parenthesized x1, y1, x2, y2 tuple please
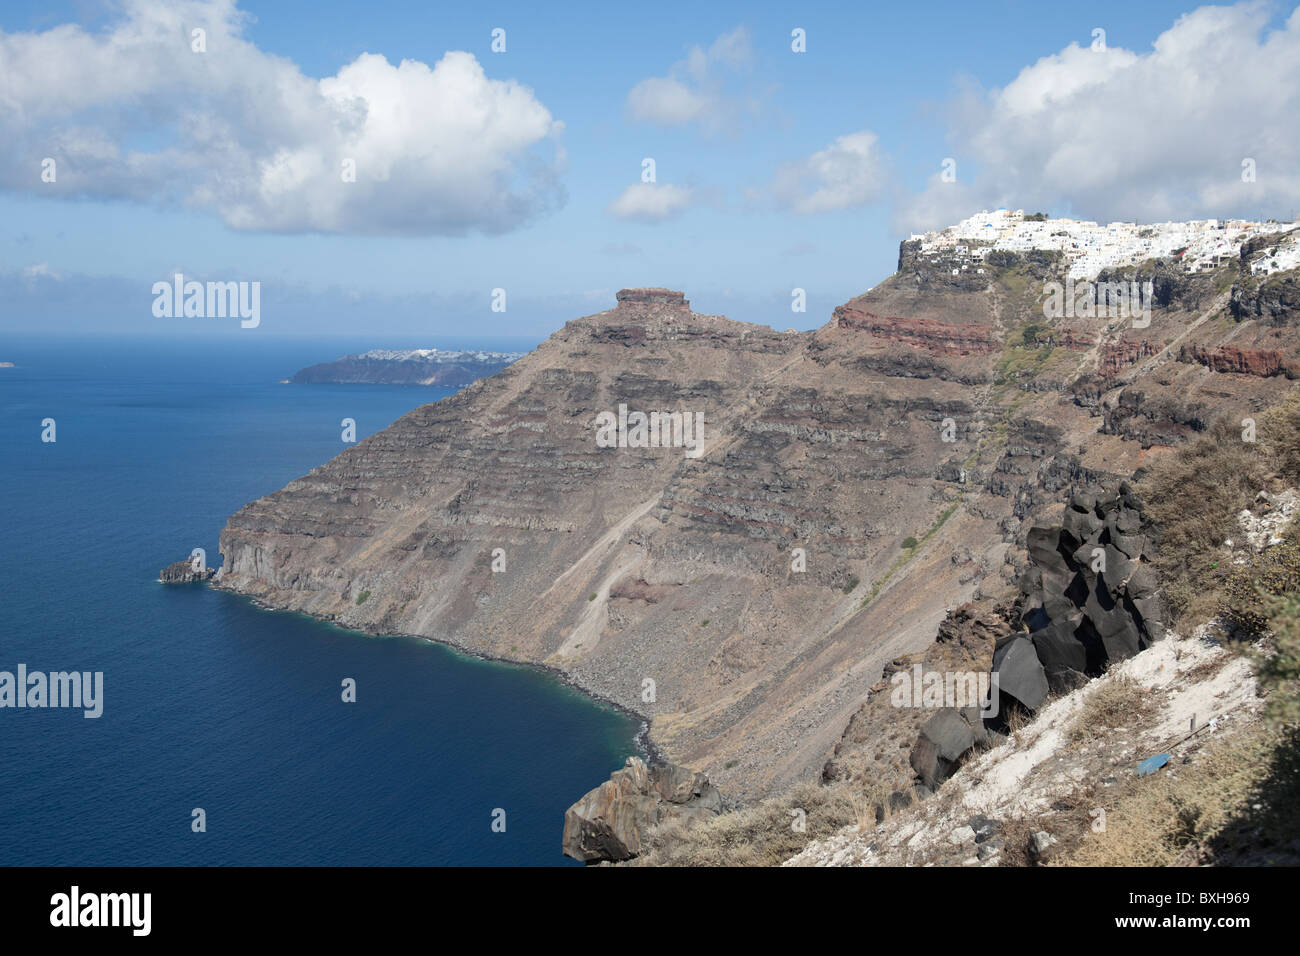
(0, 335, 637, 866)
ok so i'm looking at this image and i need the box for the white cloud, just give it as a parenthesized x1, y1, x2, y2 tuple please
(895, 3, 1300, 231)
(606, 183, 695, 222)
(0, 0, 566, 235)
(21, 263, 60, 280)
(771, 131, 889, 214)
(626, 26, 759, 132)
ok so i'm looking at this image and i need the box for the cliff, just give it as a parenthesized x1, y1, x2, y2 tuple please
(214, 233, 1300, 802)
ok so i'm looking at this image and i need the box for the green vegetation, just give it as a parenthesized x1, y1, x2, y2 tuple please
(355, 590, 371, 606)
(841, 576, 860, 595)
(1261, 594, 1300, 728)
(901, 536, 918, 550)
(994, 344, 1057, 386)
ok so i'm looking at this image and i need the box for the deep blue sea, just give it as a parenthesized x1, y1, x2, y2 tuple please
(0, 334, 638, 866)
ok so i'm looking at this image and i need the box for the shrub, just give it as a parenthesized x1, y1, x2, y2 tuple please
(355, 590, 371, 606)
(1136, 414, 1267, 625)
(901, 536, 919, 550)
(1260, 593, 1300, 728)
(1220, 539, 1300, 636)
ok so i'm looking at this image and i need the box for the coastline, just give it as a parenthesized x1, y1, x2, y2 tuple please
(221, 585, 665, 768)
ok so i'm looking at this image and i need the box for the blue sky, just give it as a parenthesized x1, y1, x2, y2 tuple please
(2, 0, 1298, 340)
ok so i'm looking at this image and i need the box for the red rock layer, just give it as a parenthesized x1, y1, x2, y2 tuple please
(1100, 341, 1160, 378)
(1178, 344, 1297, 378)
(832, 306, 998, 355)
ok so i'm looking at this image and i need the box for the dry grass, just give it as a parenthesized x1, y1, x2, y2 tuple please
(1066, 674, 1162, 745)
(1062, 722, 1297, 866)
(1137, 416, 1268, 626)
(626, 777, 894, 867)
(1137, 388, 1300, 629)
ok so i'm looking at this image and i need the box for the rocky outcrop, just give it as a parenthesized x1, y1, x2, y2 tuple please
(1177, 344, 1297, 379)
(1103, 388, 1208, 447)
(616, 287, 690, 312)
(1015, 482, 1164, 697)
(1230, 273, 1300, 323)
(159, 558, 216, 583)
(899, 482, 1165, 793)
(561, 757, 722, 862)
(1099, 340, 1160, 378)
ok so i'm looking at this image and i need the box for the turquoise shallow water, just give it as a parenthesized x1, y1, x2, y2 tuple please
(0, 335, 637, 865)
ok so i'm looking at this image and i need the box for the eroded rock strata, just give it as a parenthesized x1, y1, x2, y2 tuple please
(215, 242, 1300, 802)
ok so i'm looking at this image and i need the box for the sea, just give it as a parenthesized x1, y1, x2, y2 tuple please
(0, 334, 639, 866)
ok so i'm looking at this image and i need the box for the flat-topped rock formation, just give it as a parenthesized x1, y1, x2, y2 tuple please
(615, 287, 689, 312)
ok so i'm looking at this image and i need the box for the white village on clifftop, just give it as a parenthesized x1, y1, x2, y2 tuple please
(912, 208, 1300, 280)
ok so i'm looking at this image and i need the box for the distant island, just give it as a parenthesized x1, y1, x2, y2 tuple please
(290, 348, 525, 386)
(0, 362, 14, 368)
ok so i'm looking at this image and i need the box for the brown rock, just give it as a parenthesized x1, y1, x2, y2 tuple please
(561, 757, 722, 863)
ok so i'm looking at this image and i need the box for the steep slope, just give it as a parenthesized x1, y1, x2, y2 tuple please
(215, 232, 1300, 801)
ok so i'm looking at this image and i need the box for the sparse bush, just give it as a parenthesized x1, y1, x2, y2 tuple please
(1137, 414, 1267, 625)
(901, 537, 919, 550)
(1260, 593, 1300, 728)
(1220, 539, 1300, 635)
(355, 590, 371, 606)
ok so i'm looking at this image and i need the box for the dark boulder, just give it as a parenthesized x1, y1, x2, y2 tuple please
(909, 708, 979, 789)
(992, 636, 1049, 712)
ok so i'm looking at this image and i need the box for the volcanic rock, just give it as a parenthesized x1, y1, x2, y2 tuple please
(561, 757, 722, 863)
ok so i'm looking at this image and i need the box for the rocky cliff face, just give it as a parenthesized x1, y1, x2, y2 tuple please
(215, 248, 1300, 801)
(160, 558, 216, 583)
(561, 757, 722, 862)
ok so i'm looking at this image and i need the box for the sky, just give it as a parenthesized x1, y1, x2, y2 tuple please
(1, 0, 1299, 341)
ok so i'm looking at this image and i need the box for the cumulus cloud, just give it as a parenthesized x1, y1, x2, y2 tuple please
(606, 183, 695, 222)
(626, 26, 760, 132)
(895, 3, 1300, 231)
(770, 131, 889, 214)
(0, 0, 566, 235)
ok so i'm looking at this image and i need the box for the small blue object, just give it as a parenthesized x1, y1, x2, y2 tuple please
(1135, 753, 1170, 777)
